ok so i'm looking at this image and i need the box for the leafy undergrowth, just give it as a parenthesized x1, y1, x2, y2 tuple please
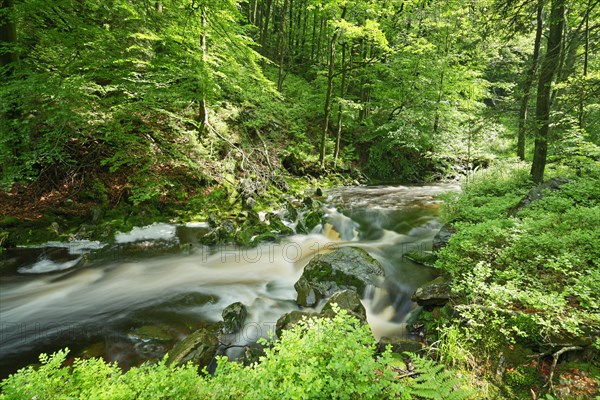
(0, 308, 473, 400)
(431, 159, 600, 399)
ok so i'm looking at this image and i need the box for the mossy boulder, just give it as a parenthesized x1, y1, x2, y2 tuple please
(276, 310, 316, 337)
(162, 292, 219, 308)
(167, 329, 219, 368)
(508, 177, 570, 216)
(240, 345, 266, 366)
(404, 250, 437, 268)
(301, 209, 324, 232)
(128, 325, 178, 343)
(377, 336, 425, 354)
(432, 224, 456, 252)
(321, 290, 367, 322)
(284, 201, 298, 221)
(200, 220, 237, 245)
(294, 246, 384, 307)
(236, 212, 292, 246)
(411, 275, 452, 309)
(277, 289, 367, 337)
(222, 302, 248, 334)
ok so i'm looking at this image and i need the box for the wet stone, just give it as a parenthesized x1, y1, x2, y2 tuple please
(222, 302, 248, 334)
(294, 246, 384, 307)
(411, 275, 452, 309)
(128, 325, 178, 343)
(377, 336, 425, 354)
(168, 329, 219, 369)
(276, 310, 316, 338)
(404, 250, 437, 268)
(321, 289, 367, 322)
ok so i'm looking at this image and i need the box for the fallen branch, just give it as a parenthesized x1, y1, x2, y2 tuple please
(547, 346, 582, 392)
(395, 372, 418, 379)
(206, 122, 248, 172)
(254, 128, 273, 172)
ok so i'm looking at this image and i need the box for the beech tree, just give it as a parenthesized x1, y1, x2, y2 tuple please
(530, 0, 565, 183)
(0, 0, 18, 74)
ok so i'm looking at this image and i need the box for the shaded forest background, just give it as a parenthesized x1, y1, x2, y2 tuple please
(1, 0, 599, 211)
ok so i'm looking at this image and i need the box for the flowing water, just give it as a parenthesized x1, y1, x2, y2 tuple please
(0, 184, 458, 378)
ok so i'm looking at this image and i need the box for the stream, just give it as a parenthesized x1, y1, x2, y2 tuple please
(0, 184, 458, 379)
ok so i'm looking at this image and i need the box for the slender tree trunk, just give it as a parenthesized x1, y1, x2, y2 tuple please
(256, 0, 263, 35)
(260, 0, 273, 54)
(155, 1, 162, 13)
(517, 0, 543, 160)
(310, 10, 317, 62)
(316, 17, 325, 63)
(432, 68, 444, 135)
(579, 5, 590, 129)
(531, 0, 565, 184)
(252, 0, 259, 25)
(300, 1, 309, 61)
(291, 0, 302, 57)
(334, 41, 348, 167)
(358, 39, 370, 122)
(551, 8, 571, 105)
(288, 0, 293, 51)
(319, 6, 347, 168)
(277, 0, 289, 92)
(433, 27, 451, 136)
(0, 0, 18, 74)
(198, 6, 209, 135)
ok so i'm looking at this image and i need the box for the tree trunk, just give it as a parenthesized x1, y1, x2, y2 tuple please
(0, 0, 18, 74)
(300, 1, 309, 61)
(198, 6, 209, 135)
(579, 3, 590, 129)
(277, 0, 289, 92)
(260, 0, 273, 54)
(531, 0, 565, 184)
(316, 17, 325, 63)
(252, 0, 259, 25)
(433, 27, 451, 136)
(310, 10, 317, 62)
(288, 0, 293, 51)
(319, 6, 347, 168)
(334, 41, 348, 167)
(432, 68, 444, 135)
(517, 0, 543, 161)
(358, 40, 371, 122)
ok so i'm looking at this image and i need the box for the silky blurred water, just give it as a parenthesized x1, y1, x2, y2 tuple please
(0, 184, 458, 378)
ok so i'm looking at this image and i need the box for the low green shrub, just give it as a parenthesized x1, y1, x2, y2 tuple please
(433, 160, 600, 395)
(1, 307, 473, 399)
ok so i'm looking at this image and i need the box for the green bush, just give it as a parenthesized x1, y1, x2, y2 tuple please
(1, 307, 474, 399)
(436, 161, 600, 349)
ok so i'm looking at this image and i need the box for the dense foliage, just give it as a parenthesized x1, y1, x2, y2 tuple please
(0, 308, 471, 399)
(2, 0, 597, 197)
(2, 0, 600, 397)
(429, 158, 600, 398)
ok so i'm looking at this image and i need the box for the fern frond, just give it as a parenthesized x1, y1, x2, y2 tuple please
(403, 353, 472, 400)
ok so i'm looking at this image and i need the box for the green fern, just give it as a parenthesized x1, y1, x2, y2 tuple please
(404, 353, 472, 400)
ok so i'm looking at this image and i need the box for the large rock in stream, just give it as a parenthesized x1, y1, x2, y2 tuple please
(167, 329, 219, 368)
(432, 224, 456, 252)
(320, 290, 367, 322)
(277, 289, 367, 337)
(294, 246, 384, 307)
(411, 275, 452, 309)
(222, 301, 248, 334)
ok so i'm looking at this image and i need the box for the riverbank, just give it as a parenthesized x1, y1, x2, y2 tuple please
(415, 159, 600, 399)
(0, 163, 360, 252)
